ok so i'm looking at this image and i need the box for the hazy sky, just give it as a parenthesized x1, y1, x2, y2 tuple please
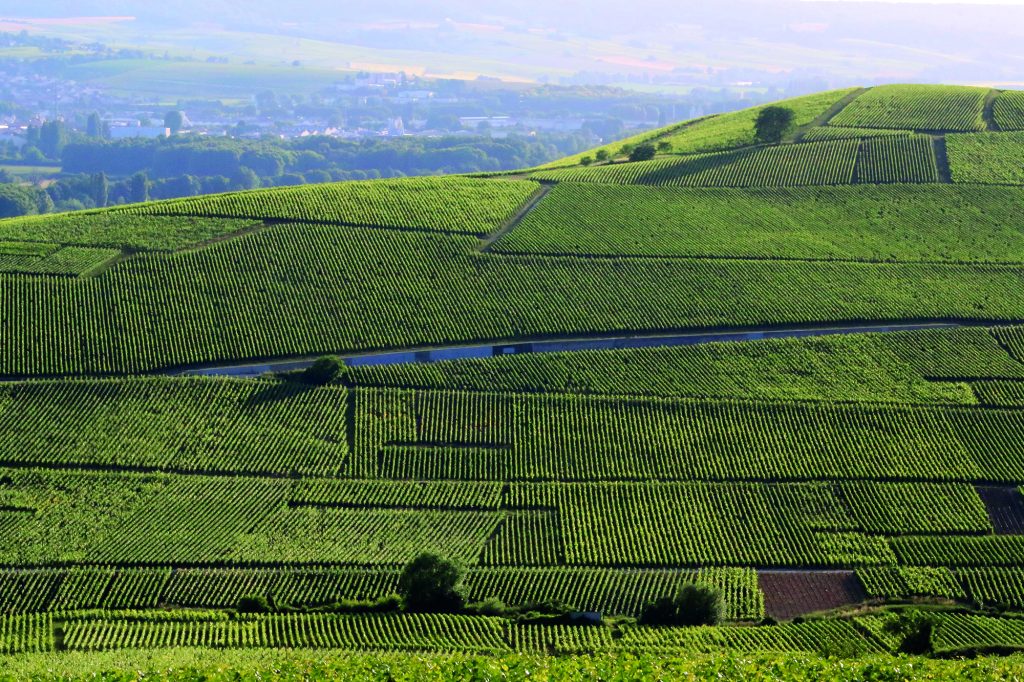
(805, 0, 1024, 3)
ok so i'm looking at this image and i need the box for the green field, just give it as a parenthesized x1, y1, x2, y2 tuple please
(0, 165, 61, 179)
(947, 132, 1024, 185)
(491, 184, 1024, 263)
(994, 89, 1024, 130)
(3, 84, 1024, 676)
(828, 84, 989, 131)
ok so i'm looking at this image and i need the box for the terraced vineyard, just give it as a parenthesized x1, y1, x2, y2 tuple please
(854, 136, 938, 183)
(828, 84, 988, 131)
(994, 90, 1024, 130)
(947, 132, 1024, 185)
(490, 184, 1024, 263)
(4, 84, 1024, 674)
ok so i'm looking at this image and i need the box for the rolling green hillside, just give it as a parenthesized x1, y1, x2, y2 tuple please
(3, 84, 1024, 676)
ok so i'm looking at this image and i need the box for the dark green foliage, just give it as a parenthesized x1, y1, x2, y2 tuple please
(300, 356, 344, 385)
(755, 106, 796, 143)
(466, 597, 509, 617)
(629, 144, 657, 162)
(0, 185, 40, 218)
(885, 611, 936, 655)
(164, 111, 185, 135)
(129, 173, 150, 204)
(398, 553, 465, 613)
(639, 584, 724, 626)
(236, 595, 272, 613)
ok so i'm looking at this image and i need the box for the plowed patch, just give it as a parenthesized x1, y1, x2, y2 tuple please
(759, 570, 865, 620)
(977, 486, 1024, 535)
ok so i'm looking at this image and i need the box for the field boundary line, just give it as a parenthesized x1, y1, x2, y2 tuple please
(478, 184, 553, 252)
(933, 135, 953, 183)
(983, 89, 1001, 132)
(793, 87, 869, 142)
(485, 247, 1024, 267)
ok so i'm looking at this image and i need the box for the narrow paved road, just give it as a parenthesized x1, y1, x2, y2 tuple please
(174, 321, 967, 378)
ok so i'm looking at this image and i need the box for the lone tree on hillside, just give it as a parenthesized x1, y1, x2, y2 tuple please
(755, 106, 796, 144)
(629, 143, 657, 162)
(398, 553, 465, 613)
(639, 584, 723, 626)
(299, 356, 344, 385)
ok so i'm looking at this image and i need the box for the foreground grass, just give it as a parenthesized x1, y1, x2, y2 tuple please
(3, 650, 1024, 681)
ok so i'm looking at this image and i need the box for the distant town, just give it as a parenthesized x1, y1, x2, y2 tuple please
(0, 29, 814, 216)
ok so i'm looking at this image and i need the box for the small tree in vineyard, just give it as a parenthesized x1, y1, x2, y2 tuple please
(755, 106, 796, 144)
(398, 553, 465, 613)
(299, 356, 344, 385)
(640, 583, 723, 626)
(629, 143, 657, 162)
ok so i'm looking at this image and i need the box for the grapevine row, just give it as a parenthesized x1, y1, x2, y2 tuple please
(2, 222, 1024, 376)
(854, 136, 938, 184)
(830, 85, 988, 131)
(494, 183, 1024, 264)
(355, 387, 1024, 482)
(120, 177, 539, 235)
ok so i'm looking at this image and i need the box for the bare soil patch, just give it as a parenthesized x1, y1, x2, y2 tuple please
(977, 486, 1024, 535)
(759, 570, 865, 620)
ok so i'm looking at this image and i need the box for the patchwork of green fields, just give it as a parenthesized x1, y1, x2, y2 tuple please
(3, 85, 1024, 672)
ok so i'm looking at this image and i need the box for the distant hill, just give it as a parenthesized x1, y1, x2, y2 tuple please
(11, 2, 1024, 85)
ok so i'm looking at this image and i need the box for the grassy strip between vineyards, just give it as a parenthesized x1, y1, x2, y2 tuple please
(947, 132, 1024, 185)
(493, 184, 1024, 263)
(118, 177, 540, 235)
(829, 84, 988, 131)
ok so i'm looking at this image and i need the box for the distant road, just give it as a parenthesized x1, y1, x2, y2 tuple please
(173, 321, 968, 379)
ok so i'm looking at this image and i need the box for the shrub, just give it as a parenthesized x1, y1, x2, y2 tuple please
(398, 553, 465, 613)
(885, 610, 936, 655)
(595, 150, 610, 162)
(580, 156, 594, 166)
(466, 597, 509, 617)
(639, 584, 723, 626)
(237, 595, 272, 613)
(300, 355, 344, 385)
(629, 144, 657, 162)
